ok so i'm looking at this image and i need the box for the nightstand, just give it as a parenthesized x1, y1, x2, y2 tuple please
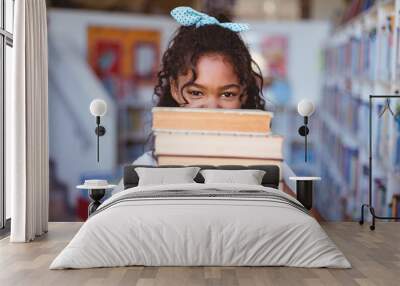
(77, 180, 116, 216)
(289, 177, 321, 210)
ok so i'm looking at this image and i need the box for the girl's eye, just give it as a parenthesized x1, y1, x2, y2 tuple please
(221, 92, 237, 98)
(188, 90, 203, 97)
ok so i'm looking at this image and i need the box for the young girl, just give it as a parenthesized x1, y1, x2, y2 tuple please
(154, 7, 265, 110)
(114, 7, 267, 192)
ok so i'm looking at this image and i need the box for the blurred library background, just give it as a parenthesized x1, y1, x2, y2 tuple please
(45, 0, 400, 222)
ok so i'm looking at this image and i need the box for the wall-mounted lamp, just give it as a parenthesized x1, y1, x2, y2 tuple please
(90, 99, 107, 162)
(297, 99, 315, 162)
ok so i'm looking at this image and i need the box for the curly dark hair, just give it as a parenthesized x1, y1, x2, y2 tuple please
(153, 22, 266, 110)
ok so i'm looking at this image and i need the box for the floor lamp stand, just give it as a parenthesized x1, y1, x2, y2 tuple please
(359, 95, 400, 230)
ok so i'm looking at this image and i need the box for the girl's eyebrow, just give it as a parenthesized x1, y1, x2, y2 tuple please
(220, 84, 241, 90)
(186, 83, 205, 89)
(184, 83, 241, 90)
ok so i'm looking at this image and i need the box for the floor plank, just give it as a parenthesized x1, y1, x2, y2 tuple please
(0, 222, 399, 286)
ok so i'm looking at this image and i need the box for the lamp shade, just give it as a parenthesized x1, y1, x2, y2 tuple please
(297, 99, 315, 117)
(90, 99, 107, 117)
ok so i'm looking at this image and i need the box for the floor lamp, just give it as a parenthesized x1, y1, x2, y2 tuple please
(359, 94, 400, 230)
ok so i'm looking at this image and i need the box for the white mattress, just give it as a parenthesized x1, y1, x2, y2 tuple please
(50, 183, 351, 269)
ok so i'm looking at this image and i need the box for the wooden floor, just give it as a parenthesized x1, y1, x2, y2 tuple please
(0, 222, 399, 286)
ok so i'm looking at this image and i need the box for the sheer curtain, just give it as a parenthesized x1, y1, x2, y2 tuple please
(7, 0, 49, 242)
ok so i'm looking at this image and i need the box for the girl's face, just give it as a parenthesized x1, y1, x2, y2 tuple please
(170, 53, 247, 109)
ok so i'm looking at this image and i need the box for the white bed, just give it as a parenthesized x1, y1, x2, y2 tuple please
(50, 183, 350, 269)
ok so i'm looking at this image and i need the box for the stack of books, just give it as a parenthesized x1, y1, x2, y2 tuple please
(152, 107, 283, 177)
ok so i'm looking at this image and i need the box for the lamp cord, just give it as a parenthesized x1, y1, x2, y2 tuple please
(96, 116, 100, 163)
(97, 124, 99, 163)
(305, 133, 307, 162)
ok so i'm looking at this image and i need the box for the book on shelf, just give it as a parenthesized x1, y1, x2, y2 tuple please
(373, 178, 387, 216)
(118, 103, 151, 165)
(367, 28, 377, 81)
(396, 14, 400, 80)
(152, 107, 273, 133)
(153, 130, 283, 160)
(377, 14, 395, 82)
(341, 0, 376, 24)
(390, 194, 400, 217)
(395, 117, 400, 169)
(127, 109, 144, 131)
(325, 27, 378, 82)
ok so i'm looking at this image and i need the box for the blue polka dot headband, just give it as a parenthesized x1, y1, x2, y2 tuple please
(171, 6, 250, 32)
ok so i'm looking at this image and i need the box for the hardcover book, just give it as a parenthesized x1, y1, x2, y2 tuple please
(152, 107, 273, 133)
(154, 130, 283, 160)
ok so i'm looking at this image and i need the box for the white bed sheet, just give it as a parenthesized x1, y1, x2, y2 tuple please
(50, 183, 350, 269)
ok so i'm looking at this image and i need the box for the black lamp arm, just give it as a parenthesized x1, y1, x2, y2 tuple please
(298, 116, 310, 162)
(94, 116, 106, 163)
(305, 116, 308, 162)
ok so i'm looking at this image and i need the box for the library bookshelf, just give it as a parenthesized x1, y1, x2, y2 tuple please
(318, 0, 400, 220)
(117, 95, 153, 165)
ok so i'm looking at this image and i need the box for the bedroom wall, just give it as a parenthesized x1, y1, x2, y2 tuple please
(47, 8, 177, 104)
(243, 21, 329, 106)
(47, 8, 329, 221)
(48, 42, 117, 211)
(48, 9, 329, 108)
(47, 9, 177, 220)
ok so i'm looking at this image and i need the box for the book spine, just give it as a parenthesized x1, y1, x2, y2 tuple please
(154, 132, 283, 159)
(152, 112, 272, 133)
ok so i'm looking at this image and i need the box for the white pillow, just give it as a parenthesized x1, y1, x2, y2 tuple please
(200, 169, 266, 185)
(135, 167, 201, 186)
